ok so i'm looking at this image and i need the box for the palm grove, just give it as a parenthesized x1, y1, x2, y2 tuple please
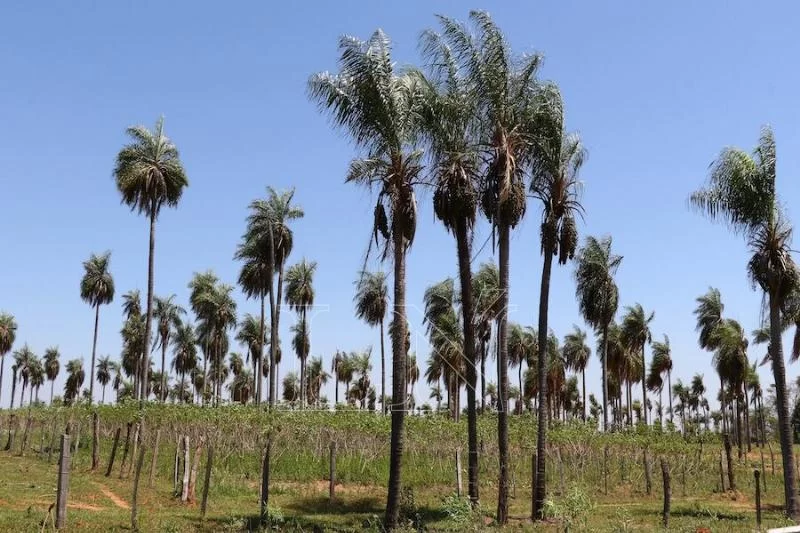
(2, 9, 800, 528)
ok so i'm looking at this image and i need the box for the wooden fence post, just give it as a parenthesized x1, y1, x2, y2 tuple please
(329, 442, 337, 502)
(260, 437, 271, 525)
(760, 448, 767, 494)
(660, 458, 670, 528)
(201, 444, 213, 518)
(106, 427, 121, 477)
(531, 452, 537, 521)
(719, 452, 726, 492)
(149, 429, 161, 488)
(603, 446, 609, 496)
(643, 449, 652, 495)
(119, 422, 132, 478)
(131, 434, 146, 531)
(173, 437, 180, 496)
(724, 433, 735, 491)
(91, 412, 100, 471)
(455, 448, 462, 498)
(181, 435, 190, 502)
(55, 434, 71, 530)
(754, 469, 762, 529)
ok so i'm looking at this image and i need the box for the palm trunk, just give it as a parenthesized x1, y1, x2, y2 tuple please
(89, 303, 100, 405)
(202, 345, 208, 406)
(0, 356, 4, 408)
(20, 382, 26, 408)
(380, 319, 386, 416)
(768, 295, 798, 518)
(720, 377, 728, 435)
(49, 380, 54, 406)
(257, 294, 265, 406)
(384, 217, 409, 531)
(533, 247, 554, 520)
(102, 385, 106, 405)
(481, 340, 487, 413)
(667, 370, 673, 425)
(495, 223, 511, 525)
(140, 206, 157, 402)
(300, 310, 307, 410)
(581, 370, 587, 423)
(269, 287, 277, 407)
(160, 335, 168, 403)
(455, 217, 479, 505)
(743, 384, 752, 452)
(274, 265, 285, 407)
(640, 344, 648, 425)
(601, 323, 609, 432)
(9, 372, 16, 410)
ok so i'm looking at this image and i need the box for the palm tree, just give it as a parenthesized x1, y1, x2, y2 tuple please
(309, 28, 425, 528)
(236, 314, 268, 405)
(693, 288, 728, 432)
(650, 335, 673, 424)
(80, 251, 115, 404)
(712, 319, 750, 451)
(335, 352, 354, 404)
(508, 324, 537, 414)
(244, 188, 304, 407)
(473, 263, 501, 413)
(285, 259, 317, 409)
(414, 26, 482, 502)
(406, 354, 419, 408)
(620, 304, 655, 425)
(188, 271, 219, 404)
(96, 356, 112, 404)
(0, 313, 17, 407)
(64, 359, 85, 405)
(428, 12, 555, 522)
(196, 283, 237, 406)
(13, 345, 35, 408)
(28, 357, 44, 405)
(354, 271, 389, 415)
(690, 126, 799, 517)
(235, 224, 274, 406)
(575, 236, 622, 431)
(282, 372, 300, 406)
(330, 350, 346, 406)
(43, 347, 60, 405)
(153, 295, 185, 402)
(306, 356, 329, 407)
(171, 322, 198, 404)
(563, 326, 591, 422)
(114, 117, 189, 400)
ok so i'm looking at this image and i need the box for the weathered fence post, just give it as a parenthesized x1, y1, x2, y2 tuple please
(106, 427, 121, 477)
(119, 422, 132, 478)
(660, 458, 670, 528)
(329, 442, 337, 502)
(55, 434, 71, 530)
(603, 446, 609, 496)
(719, 452, 726, 492)
(71, 423, 80, 469)
(201, 444, 213, 518)
(724, 433, 735, 491)
(768, 441, 775, 475)
(754, 469, 762, 529)
(181, 435, 190, 502)
(260, 437, 271, 525)
(759, 447, 767, 494)
(20, 414, 32, 456)
(173, 437, 180, 495)
(48, 417, 57, 464)
(149, 429, 161, 488)
(643, 449, 653, 495)
(531, 452, 537, 520)
(91, 412, 100, 471)
(131, 434, 146, 531)
(455, 447, 462, 498)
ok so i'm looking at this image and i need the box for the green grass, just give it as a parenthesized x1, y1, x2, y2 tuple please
(0, 405, 794, 531)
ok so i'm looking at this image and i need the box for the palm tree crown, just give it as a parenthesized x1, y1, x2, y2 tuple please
(80, 252, 115, 307)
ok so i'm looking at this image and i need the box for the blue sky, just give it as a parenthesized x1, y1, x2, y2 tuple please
(2, 1, 799, 410)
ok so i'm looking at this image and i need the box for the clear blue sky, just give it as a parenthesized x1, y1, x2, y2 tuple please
(2, 1, 800, 410)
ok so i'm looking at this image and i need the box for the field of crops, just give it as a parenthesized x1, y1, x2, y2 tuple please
(0, 404, 794, 531)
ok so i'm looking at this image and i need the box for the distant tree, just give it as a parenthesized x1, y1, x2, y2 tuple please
(80, 251, 115, 404)
(64, 359, 85, 405)
(0, 313, 18, 408)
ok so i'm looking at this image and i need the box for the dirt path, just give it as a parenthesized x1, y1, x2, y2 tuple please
(94, 482, 130, 510)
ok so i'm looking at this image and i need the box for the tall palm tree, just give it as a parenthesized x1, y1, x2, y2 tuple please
(171, 322, 198, 404)
(153, 295, 185, 402)
(282, 372, 300, 406)
(196, 283, 237, 406)
(64, 359, 85, 406)
(285, 259, 317, 409)
(406, 354, 419, 407)
(0, 313, 17, 407)
(693, 288, 729, 432)
(354, 271, 389, 415)
(508, 324, 537, 414)
(335, 352, 354, 404)
(80, 251, 115, 404)
(620, 304, 655, 425)
(575, 236, 622, 431)
(306, 356, 329, 407)
(29, 357, 44, 405)
(473, 263, 501, 413)
(13, 345, 35, 408)
(309, 28, 424, 529)
(562, 326, 591, 422)
(650, 335, 673, 424)
(429, 12, 554, 522)
(235, 226, 274, 406)
(330, 350, 346, 406)
(96, 356, 112, 404)
(712, 319, 750, 450)
(188, 271, 219, 404)
(690, 126, 799, 517)
(43, 347, 60, 405)
(114, 117, 189, 400)
(414, 25, 482, 502)
(236, 314, 268, 405)
(245, 188, 304, 407)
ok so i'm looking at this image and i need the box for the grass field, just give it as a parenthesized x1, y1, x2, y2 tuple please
(0, 405, 794, 531)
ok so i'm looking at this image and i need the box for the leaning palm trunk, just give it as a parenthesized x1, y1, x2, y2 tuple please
(140, 207, 156, 401)
(533, 247, 554, 519)
(89, 303, 100, 404)
(769, 296, 799, 518)
(384, 222, 409, 530)
(496, 224, 511, 524)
